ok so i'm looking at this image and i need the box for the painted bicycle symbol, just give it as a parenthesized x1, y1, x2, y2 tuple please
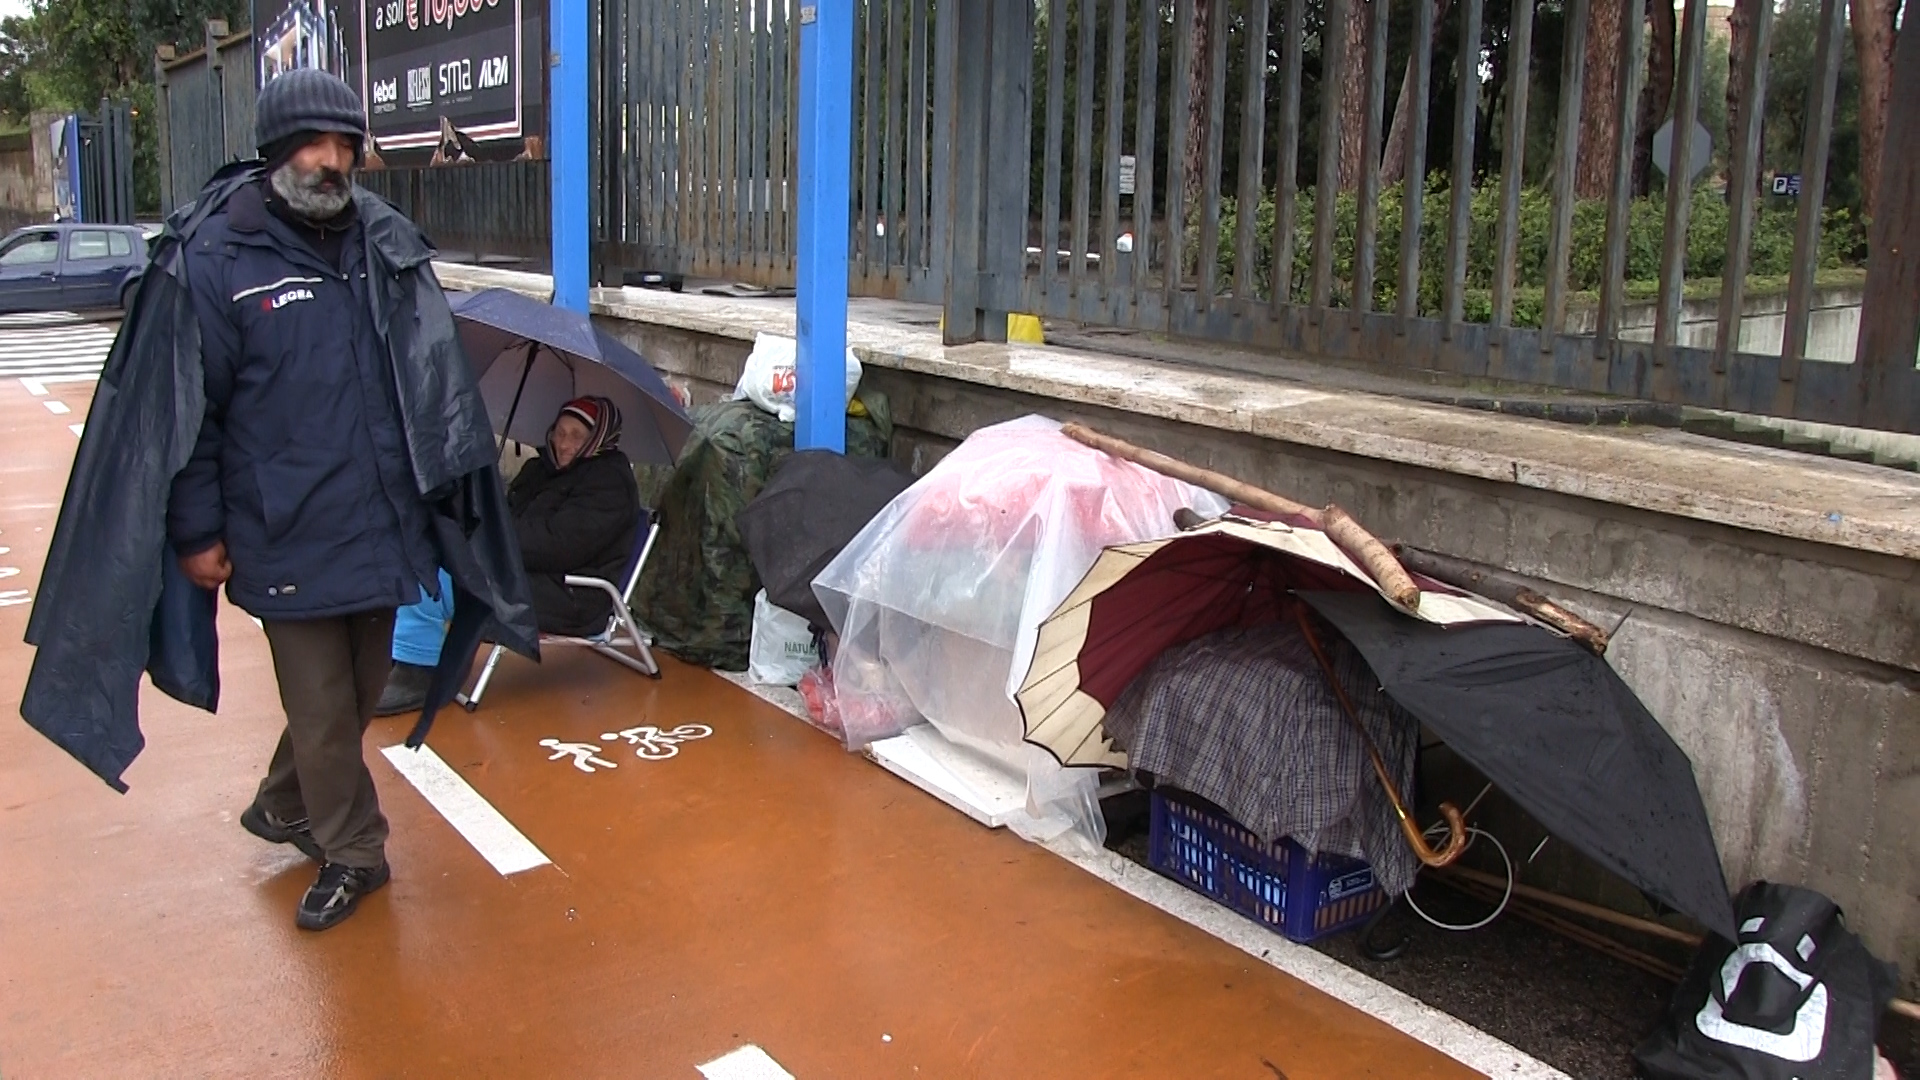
(600, 723, 716, 761)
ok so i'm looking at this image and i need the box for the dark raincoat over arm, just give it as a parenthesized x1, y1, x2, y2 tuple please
(21, 165, 538, 790)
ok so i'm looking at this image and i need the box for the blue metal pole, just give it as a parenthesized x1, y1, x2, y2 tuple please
(794, 1, 852, 452)
(551, 0, 591, 312)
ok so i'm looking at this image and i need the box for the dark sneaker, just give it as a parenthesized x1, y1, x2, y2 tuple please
(374, 661, 434, 717)
(296, 861, 391, 931)
(240, 804, 325, 863)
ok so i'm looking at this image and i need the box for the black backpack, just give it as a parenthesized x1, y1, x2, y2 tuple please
(1637, 882, 1900, 1080)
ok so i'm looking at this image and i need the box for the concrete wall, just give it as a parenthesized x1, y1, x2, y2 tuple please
(1567, 285, 1876, 365)
(0, 131, 46, 233)
(420, 259, 1920, 991)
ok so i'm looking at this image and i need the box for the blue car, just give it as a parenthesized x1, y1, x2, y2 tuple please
(0, 223, 150, 314)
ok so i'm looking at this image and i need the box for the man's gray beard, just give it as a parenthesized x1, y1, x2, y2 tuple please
(269, 161, 353, 222)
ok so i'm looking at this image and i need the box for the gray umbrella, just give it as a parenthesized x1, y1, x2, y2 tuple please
(448, 288, 692, 464)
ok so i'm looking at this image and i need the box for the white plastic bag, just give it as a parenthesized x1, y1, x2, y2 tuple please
(749, 590, 821, 686)
(732, 332, 863, 423)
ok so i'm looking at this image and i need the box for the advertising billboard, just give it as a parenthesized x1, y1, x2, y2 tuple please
(361, 0, 524, 150)
(253, 0, 537, 157)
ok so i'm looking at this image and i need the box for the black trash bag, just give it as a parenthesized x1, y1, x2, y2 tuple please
(1636, 881, 1900, 1080)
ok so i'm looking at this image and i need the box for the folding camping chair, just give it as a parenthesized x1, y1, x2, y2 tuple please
(458, 509, 663, 711)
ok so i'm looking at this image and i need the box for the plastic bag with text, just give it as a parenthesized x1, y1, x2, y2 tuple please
(732, 333, 863, 423)
(748, 590, 821, 686)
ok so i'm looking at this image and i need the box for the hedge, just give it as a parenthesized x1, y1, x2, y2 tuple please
(1192, 177, 1867, 331)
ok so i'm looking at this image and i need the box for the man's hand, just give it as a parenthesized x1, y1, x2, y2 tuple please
(179, 542, 232, 591)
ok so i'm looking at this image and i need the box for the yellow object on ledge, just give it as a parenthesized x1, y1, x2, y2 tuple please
(936, 313, 1046, 344)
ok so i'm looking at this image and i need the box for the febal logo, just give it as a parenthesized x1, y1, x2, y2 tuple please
(413, 0, 503, 33)
(372, 78, 399, 106)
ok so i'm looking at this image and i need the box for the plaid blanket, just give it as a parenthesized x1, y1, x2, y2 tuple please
(1103, 620, 1421, 896)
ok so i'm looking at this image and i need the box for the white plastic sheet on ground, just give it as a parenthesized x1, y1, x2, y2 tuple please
(812, 415, 1229, 847)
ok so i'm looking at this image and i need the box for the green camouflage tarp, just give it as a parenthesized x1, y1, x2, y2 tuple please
(632, 392, 893, 671)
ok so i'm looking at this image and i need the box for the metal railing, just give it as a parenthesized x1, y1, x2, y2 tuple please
(590, 0, 1920, 433)
(154, 23, 256, 216)
(359, 162, 551, 264)
(590, 0, 941, 299)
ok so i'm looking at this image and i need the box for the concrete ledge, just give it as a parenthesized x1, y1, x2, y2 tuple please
(435, 262, 1920, 565)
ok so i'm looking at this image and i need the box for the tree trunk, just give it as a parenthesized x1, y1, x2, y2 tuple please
(1633, 0, 1675, 197)
(1575, 0, 1626, 200)
(1381, 0, 1455, 185)
(1851, 0, 1899, 221)
(1182, 0, 1215, 235)
(1337, 0, 1374, 191)
(1724, 0, 1767, 196)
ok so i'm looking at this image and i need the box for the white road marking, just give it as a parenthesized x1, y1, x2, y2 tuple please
(68, 423, 83, 437)
(380, 743, 551, 876)
(0, 311, 87, 327)
(0, 312, 114, 389)
(697, 1046, 795, 1080)
(0, 589, 31, 607)
(42, 400, 69, 415)
(600, 723, 714, 760)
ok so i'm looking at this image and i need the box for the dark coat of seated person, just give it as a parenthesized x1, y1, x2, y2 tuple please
(371, 395, 644, 717)
(512, 395, 643, 637)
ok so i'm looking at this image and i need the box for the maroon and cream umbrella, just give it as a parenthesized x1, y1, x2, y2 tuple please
(1015, 515, 1517, 770)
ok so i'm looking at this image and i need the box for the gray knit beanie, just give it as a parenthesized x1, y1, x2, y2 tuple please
(255, 69, 367, 157)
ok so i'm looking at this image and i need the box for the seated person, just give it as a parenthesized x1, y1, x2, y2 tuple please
(375, 396, 643, 714)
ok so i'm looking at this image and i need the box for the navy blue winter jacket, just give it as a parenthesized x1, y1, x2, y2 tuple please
(165, 180, 441, 618)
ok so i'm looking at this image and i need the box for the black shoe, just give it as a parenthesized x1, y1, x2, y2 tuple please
(240, 804, 326, 863)
(374, 661, 434, 717)
(296, 861, 391, 931)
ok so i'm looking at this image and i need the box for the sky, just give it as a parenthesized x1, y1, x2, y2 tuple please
(0, 0, 25, 22)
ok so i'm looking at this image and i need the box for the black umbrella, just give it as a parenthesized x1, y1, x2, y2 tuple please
(448, 288, 692, 465)
(1299, 590, 1739, 940)
(737, 450, 917, 629)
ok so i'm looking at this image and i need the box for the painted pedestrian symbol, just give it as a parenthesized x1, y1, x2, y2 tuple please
(540, 739, 619, 773)
(601, 723, 715, 761)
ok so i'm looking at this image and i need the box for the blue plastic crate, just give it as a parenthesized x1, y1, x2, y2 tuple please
(1147, 791, 1388, 943)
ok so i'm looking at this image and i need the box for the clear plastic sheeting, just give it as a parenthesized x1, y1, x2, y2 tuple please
(813, 416, 1230, 847)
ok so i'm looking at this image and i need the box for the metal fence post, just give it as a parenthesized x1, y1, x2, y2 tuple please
(796, 0, 854, 452)
(553, 0, 592, 311)
(939, 0, 1026, 346)
(1857, 10, 1920, 432)
(155, 49, 175, 216)
(204, 21, 228, 164)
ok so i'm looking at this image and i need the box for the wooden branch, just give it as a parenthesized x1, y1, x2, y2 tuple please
(1442, 865, 1703, 945)
(1062, 423, 1317, 518)
(1395, 544, 1610, 655)
(1319, 506, 1422, 611)
(1062, 423, 1421, 609)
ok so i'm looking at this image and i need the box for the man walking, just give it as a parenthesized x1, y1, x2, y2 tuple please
(22, 72, 537, 913)
(163, 69, 450, 929)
